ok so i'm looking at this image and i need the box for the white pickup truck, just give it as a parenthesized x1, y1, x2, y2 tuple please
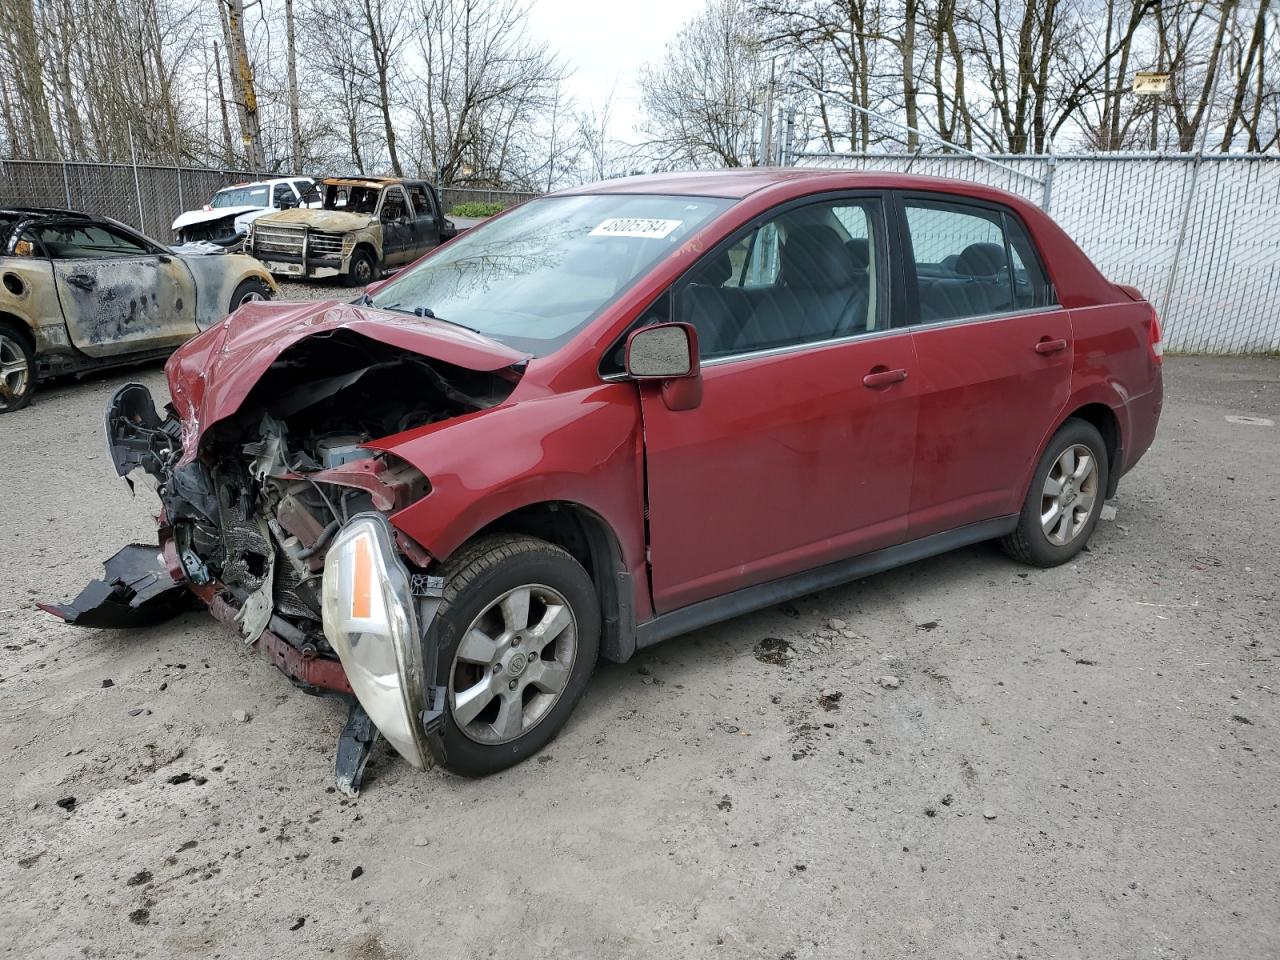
(172, 177, 320, 249)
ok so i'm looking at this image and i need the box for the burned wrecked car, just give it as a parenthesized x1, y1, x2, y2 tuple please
(0, 207, 275, 412)
(46, 170, 1163, 793)
(172, 177, 320, 249)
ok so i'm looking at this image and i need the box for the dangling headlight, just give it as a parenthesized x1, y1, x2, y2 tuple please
(321, 514, 429, 768)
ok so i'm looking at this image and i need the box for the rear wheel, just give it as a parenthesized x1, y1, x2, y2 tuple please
(426, 535, 600, 776)
(0, 323, 35, 413)
(1001, 418, 1109, 567)
(228, 277, 272, 310)
(344, 248, 376, 288)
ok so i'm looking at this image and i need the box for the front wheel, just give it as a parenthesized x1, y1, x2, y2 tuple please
(343, 248, 376, 288)
(426, 535, 600, 776)
(1001, 418, 1109, 568)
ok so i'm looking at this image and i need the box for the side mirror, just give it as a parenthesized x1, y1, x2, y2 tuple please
(625, 322, 702, 411)
(278, 196, 297, 209)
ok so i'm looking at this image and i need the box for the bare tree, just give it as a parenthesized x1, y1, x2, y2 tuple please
(407, 0, 567, 185)
(221, 0, 266, 169)
(284, 0, 304, 172)
(638, 0, 769, 167)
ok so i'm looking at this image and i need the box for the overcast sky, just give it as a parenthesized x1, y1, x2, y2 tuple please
(523, 0, 696, 145)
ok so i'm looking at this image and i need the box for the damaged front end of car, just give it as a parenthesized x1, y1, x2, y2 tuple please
(43, 306, 526, 794)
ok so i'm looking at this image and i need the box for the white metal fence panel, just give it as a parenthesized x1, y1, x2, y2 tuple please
(798, 153, 1280, 354)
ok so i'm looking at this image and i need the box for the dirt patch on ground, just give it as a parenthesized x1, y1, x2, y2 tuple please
(1, 356, 1277, 959)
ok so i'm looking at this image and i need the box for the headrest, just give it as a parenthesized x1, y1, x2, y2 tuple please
(781, 224, 857, 291)
(845, 238, 870, 271)
(955, 242, 1007, 277)
(697, 251, 733, 287)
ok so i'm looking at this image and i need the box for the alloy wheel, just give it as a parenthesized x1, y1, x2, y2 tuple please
(1040, 443, 1099, 546)
(0, 333, 31, 410)
(448, 584, 578, 745)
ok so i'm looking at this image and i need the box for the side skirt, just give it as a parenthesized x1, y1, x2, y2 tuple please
(635, 515, 1018, 649)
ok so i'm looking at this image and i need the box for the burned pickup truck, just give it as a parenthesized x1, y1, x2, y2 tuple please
(247, 177, 457, 285)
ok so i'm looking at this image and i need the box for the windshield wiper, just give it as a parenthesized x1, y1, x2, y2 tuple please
(377, 302, 481, 334)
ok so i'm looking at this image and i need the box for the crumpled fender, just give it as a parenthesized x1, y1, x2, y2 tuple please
(369, 383, 649, 582)
(171, 204, 261, 232)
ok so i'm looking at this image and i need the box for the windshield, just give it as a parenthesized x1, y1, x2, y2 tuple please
(369, 194, 732, 356)
(211, 185, 269, 208)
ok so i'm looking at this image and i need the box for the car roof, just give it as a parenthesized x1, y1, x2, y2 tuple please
(0, 206, 93, 221)
(218, 177, 310, 190)
(321, 176, 415, 189)
(553, 167, 1030, 204)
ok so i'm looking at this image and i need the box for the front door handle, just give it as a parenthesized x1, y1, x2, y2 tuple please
(863, 366, 908, 388)
(65, 273, 97, 290)
(1035, 338, 1068, 355)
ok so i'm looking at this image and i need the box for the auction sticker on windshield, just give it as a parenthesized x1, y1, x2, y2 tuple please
(589, 218, 683, 239)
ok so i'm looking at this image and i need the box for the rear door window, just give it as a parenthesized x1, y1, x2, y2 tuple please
(903, 198, 1054, 323)
(408, 184, 435, 218)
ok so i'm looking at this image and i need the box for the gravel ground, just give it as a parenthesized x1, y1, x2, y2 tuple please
(1, 332, 1277, 959)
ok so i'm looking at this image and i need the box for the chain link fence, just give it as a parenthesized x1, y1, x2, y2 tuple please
(0, 158, 537, 241)
(798, 152, 1280, 354)
(4, 155, 1275, 353)
(0, 159, 261, 238)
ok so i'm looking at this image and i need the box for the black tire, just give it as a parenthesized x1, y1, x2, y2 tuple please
(425, 534, 600, 777)
(228, 277, 272, 311)
(343, 248, 377, 288)
(1001, 418, 1110, 568)
(0, 322, 36, 413)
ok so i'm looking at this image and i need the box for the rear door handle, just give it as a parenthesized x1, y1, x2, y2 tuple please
(1035, 338, 1068, 355)
(863, 367, 908, 388)
(65, 273, 97, 290)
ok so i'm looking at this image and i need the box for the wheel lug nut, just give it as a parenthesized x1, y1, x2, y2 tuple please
(512, 635, 521, 646)
(492, 663, 501, 674)
(508, 679, 517, 690)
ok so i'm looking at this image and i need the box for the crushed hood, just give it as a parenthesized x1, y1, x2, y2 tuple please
(165, 300, 528, 461)
(172, 205, 261, 231)
(255, 208, 375, 231)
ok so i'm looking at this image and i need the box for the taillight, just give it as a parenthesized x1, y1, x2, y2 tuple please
(1148, 308, 1163, 365)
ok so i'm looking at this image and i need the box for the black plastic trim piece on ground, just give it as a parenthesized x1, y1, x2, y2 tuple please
(335, 700, 380, 798)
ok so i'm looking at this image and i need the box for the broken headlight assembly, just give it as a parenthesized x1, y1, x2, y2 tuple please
(321, 513, 431, 770)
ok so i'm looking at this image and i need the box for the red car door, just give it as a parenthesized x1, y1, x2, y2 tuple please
(899, 195, 1073, 537)
(638, 195, 920, 613)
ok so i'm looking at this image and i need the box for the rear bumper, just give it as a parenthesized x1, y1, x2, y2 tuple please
(1117, 373, 1164, 480)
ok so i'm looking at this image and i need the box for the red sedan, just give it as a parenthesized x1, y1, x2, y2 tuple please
(47, 169, 1164, 791)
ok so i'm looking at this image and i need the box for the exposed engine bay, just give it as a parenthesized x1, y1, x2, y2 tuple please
(41, 306, 531, 793)
(57, 328, 517, 655)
